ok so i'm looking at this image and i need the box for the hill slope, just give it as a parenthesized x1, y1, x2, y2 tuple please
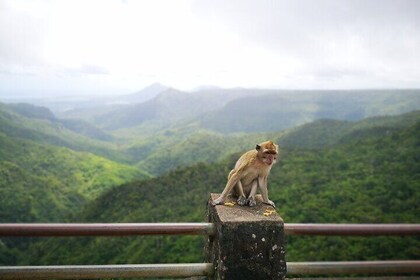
(92, 88, 235, 130)
(0, 103, 127, 163)
(80, 88, 420, 133)
(0, 133, 149, 223)
(123, 111, 420, 176)
(279, 110, 420, 149)
(0, 103, 152, 222)
(199, 89, 420, 133)
(17, 119, 419, 265)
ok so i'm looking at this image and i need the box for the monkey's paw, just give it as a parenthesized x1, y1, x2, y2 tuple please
(237, 195, 246, 206)
(247, 196, 257, 207)
(211, 197, 224, 206)
(263, 200, 276, 208)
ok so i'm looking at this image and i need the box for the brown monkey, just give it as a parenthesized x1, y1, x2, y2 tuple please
(212, 140, 279, 207)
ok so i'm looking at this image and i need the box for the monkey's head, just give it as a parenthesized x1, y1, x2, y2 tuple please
(256, 140, 279, 166)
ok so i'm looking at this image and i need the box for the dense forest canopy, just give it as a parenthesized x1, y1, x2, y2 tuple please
(0, 89, 419, 266)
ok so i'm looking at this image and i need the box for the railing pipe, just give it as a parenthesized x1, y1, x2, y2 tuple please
(0, 223, 215, 237)
(287, 260, 420, 275)
(2, 223, 419, 237)
(0, 263, 214, 279)
(284, 223, 420, 236)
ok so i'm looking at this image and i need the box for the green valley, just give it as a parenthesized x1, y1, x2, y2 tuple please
(0, 89, 419, 267)
(1, 110, 418, 266)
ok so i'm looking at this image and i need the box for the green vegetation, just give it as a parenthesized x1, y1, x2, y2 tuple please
(199, 90, 420, 133)
(0, 133, 149, 221)
(0, 102, 151, 223)
(0, 103, 127, 163)
(66, 89, 420, 134)
(129, 128, 278, 175)
(8, 115, 419, 266)
(0, 97, 419, 267)
(278, 110, 420, 149)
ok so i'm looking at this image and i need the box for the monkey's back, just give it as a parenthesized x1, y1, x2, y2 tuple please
(230, 149, 272, 185)
(233, 149, 258, 171)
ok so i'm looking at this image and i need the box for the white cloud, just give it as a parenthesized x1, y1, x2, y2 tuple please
(1, 0, 420, 97)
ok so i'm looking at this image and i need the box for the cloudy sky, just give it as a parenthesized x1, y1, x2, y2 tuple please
(1, 0, 419, 98)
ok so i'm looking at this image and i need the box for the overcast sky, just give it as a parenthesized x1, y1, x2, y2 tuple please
(1, 0, 419, 98)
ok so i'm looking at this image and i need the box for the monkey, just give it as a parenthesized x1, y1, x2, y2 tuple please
(212, 140, 279, 208)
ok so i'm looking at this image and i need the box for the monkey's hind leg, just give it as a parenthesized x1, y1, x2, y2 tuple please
(211, 171, 240, 206)
(246, 180, 258, 207)
(235, 180, 247, 206)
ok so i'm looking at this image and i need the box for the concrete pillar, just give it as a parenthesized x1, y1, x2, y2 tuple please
(206, 194, 286, 280)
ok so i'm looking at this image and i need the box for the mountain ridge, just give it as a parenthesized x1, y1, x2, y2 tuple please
(16, 117, 419, 265)
(78, 88, 420, 133)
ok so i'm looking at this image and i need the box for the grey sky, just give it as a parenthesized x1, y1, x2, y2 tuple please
(0, 0, 419, 98)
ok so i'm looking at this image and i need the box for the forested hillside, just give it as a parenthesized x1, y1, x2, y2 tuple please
(53, 89, 420, 134)
(198, 90, 420, 133)
(0, 103, 151, 224)
(0, 94, 419, 266)
(0, 103, 126, 163)
(4, 114, 417, 266)
(0, 133, 149, 221)
(67, 89, 419, 134)
(279, 110, 420, 149)
(127, 110, 420, 175)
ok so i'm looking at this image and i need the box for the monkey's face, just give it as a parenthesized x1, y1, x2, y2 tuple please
(262, 150, 278, 166)
(256, 140, 279, 166)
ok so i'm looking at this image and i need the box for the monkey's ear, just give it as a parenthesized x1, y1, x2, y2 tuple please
(256, 144, 261, 150)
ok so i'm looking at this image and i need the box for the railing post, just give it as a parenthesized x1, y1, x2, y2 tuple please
(206, 194, 286, 280)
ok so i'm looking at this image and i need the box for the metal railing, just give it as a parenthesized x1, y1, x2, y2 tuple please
(0, 223, 419, 279)
(284, 223, 420, 236)
(287, 260, 420, 275)
(0, 264, 213, 280)
(2, 223, 418, 237)
(0, 223, 215, 237)
(0, 223, 215, 279)
(285, 223, 420, 277)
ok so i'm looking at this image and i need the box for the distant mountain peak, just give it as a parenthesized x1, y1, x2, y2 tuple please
(141, 82, 169, 92)
(118, 83, 169, 104)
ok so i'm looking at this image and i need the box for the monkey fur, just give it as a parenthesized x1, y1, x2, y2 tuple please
(212, 140, 279, 207)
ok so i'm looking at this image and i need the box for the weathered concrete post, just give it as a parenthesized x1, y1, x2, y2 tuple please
(206, 194, 286, 280)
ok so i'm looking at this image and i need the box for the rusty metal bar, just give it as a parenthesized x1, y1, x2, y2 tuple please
(287, 261, 420, 275)
(0, 263, 214, 279)
(284, 223, 420, 236)
(0, 223, 215, 237)
(2, 223, 419, 237)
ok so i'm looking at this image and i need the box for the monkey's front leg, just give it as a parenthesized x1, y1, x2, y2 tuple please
(212, 172, 239, 206)
(258, 176, 276, 208)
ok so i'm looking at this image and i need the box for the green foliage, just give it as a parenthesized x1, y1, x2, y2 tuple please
(0, 127, 151, 263)
(132, 129, 277, 175)
(199, 90, 420, 133)
(92, 88, 238, 130)
(278, 110, 420, 149)
(0, 134, 148, 203)
(0, 160, 83, 223)
(1, 101, 419, 268)
(0, 103, 127, 163)
(200, 94, 316, 133)
(0, 133, 150, 222)
(25, 162, 228, 265)
(123, 111, 420, 176)
(12, 119, 420, 266)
